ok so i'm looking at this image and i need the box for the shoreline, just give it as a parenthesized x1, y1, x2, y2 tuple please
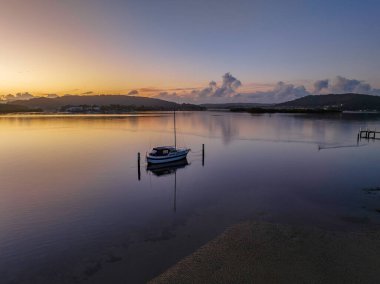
(150, 221, 380, 283)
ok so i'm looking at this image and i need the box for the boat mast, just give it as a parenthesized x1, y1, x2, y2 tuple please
(174, 109, 176, 149)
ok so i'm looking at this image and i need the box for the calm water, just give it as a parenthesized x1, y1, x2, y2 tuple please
(1, 111, 380, 283)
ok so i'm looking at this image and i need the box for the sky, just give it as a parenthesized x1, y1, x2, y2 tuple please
(1, 0, 380, 103)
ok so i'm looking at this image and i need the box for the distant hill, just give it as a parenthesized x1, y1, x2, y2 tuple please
(0, 103, 42, 113)
(10, 95, 204, 112)
(200, 103, 272, 109)
(277, 93, 380, 111)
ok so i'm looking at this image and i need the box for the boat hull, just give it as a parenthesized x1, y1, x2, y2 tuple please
(147, 149, 189, 164)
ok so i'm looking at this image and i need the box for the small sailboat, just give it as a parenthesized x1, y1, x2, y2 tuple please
(146, 110, 190, 164)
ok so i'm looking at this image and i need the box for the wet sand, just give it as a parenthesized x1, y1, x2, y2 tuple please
(150, 222, 380, 283)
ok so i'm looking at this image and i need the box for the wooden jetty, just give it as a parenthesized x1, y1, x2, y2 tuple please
(358, 128, 380, 140)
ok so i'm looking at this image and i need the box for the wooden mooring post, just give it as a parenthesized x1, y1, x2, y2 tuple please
(137, 152, 141, 181)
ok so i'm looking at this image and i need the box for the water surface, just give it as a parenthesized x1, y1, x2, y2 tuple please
(1, 112, 380, 283)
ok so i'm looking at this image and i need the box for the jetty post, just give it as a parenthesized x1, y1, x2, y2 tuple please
(137, 152, 141, 181)
(202, 144, 205, 167)
(358, 128, 380, 141)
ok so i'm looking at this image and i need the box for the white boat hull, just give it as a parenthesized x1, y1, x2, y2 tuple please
(147, 149, 190, 164)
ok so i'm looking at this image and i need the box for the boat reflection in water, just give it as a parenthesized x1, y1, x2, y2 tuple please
(146, 158, 190, 212)
(146, 158, 189, 176)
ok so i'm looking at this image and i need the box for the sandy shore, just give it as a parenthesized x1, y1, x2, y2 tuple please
(150, 222, 380, 283)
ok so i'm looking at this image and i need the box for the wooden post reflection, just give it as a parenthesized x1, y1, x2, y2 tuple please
(202, 144, 205, 167)
(137, 152, 141, 181)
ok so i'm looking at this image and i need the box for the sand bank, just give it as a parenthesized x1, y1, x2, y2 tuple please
(150, 222, 380, 283)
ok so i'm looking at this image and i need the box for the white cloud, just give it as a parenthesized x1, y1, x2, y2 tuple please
(153, 73, 243, 103)
(191, 72, 242, 99)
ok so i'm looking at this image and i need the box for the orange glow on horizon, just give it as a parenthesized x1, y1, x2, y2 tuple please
(0, 1, 206, 97)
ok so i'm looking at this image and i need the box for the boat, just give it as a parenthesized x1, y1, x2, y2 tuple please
(147, 110, 190, 164)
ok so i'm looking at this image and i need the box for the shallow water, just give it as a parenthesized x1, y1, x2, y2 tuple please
(1, 111, 380, 283)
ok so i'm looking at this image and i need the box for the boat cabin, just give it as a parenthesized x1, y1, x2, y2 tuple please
(149, 146, 176, 156)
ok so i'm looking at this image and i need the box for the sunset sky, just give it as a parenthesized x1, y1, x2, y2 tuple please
(1, 0, 380, 103)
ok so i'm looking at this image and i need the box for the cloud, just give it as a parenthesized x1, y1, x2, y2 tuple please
(4, 94, 15, 100)
(241, 82, 311, 104)
(237, 76, 380, 103)
(371, 88, 380, 96)
(157, 92, 177, 99)
(0, 94, 12, 101)
(151, 73, 243, 103)
(192, 81, 216, 98)
(153, 91, 192, 104)
(311, 76, 379, 96)
(2, 92, 34, 101)
(330, 76, 371, 94)
(127, 90, 139, 96)
(240, 76, 380, 103)
(190, 73, 242, 100)
(152, 73, 311, 104)
(313, 79, 329, 94)
(1, 92, 60, 101)
(213, 73, 242, 97)
(1, 74, 378, 105)
(15, 92, 34, 100)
